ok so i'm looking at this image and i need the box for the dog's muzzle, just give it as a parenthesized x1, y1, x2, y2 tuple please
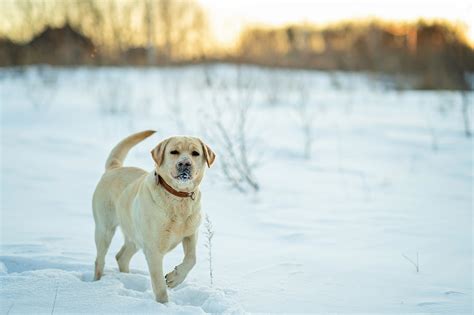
(176, 160, 192, 181)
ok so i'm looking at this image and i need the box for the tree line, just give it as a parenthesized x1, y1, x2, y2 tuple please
(0, 0, 473, 89)
(236, 20, 474, 90)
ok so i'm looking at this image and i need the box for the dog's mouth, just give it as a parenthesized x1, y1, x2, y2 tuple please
(175, 170, 192, 182)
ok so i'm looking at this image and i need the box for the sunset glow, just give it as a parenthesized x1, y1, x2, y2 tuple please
(199, 0, 474, 45)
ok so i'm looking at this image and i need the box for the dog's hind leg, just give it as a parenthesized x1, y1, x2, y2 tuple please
(94, 224, 116, 280)
(116, 240, 138, 273)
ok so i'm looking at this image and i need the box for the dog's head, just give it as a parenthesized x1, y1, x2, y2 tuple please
(151, 136, 215, 192)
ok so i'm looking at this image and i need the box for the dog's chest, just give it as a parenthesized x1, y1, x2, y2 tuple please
(160, 207, 200, 252)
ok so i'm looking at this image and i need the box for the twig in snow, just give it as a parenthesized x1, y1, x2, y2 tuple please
(402, 252, 419, 273)
(51, 283, 59, 315)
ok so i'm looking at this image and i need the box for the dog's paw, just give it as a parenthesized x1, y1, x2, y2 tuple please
(165, 266, 185, 288)
(155, 290, 169, 303)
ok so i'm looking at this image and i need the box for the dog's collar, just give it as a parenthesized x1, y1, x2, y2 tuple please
(154, 171, 196, 200)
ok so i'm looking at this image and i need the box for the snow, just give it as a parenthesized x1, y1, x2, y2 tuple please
(0, 65, 472, 313)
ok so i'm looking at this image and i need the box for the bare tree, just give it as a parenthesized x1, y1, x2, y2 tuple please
(7, 0, 209, 64)
(144, 0, 156, 65)
(15, 0, 48, 40)
(68, 0, 104, 61)
(157, 0, 172, 59)
(65, 0, 132, 61)
(155, 0, 209, 61)
(201, 67, 261, 193)
(102, 0, 134, 62)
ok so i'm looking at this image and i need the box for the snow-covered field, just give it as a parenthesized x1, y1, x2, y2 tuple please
(0, 65, 472, 313)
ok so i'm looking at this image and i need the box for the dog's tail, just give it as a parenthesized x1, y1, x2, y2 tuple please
(105, 130, 156, 171)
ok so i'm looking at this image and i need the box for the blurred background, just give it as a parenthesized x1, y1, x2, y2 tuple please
(0, 0, 473, 89)
(1, 1, 473, 313)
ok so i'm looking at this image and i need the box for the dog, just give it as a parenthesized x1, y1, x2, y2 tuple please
(92, 130, 215, 303)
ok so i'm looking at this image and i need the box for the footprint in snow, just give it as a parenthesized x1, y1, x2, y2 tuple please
(115, 273, 151, 292)
(77, 270, 94, 282)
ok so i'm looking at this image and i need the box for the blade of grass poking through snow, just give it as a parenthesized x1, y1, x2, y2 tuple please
(203, 213, 215, 286)
(402, 252, 420, 273)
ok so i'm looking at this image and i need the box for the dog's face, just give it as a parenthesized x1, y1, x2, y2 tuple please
(151, 136, 215, 192)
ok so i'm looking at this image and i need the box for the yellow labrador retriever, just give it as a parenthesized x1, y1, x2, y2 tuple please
(92, 130, 215, 303)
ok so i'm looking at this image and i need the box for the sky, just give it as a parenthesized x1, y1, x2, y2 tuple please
(198, 0, 474, 45)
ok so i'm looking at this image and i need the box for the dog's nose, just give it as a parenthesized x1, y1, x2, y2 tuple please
(177, 160, 191, 168)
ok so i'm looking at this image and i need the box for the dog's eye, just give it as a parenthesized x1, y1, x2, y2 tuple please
(192, 151, 200, 156)
(170, 150, 179, 155)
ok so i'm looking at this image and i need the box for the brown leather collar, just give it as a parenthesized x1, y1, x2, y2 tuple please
(154, 171, 196, 200)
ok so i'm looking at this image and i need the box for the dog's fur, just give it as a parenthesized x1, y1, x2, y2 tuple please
(92, 130, 215, 303)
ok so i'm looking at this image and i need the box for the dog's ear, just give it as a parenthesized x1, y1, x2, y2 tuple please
(200, 140, 216, 168)
(151, 139, 169, 166)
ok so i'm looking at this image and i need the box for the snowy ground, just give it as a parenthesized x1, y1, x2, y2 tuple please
(0, 65, 472, 313)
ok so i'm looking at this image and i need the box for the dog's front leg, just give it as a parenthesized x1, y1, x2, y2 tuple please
(144, 249, 168, 303)
(165, 233, 197, 288)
